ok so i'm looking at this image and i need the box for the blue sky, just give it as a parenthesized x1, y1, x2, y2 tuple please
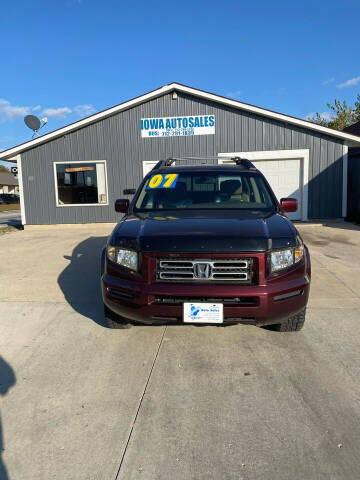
(1, 0, 360, 167)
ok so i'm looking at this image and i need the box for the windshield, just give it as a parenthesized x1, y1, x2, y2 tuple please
(135, 171, 276, 211)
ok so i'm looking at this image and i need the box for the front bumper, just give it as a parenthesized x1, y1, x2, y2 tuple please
(102, 258, 310, 326)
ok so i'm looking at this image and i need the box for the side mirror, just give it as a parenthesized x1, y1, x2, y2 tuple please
(123, 188, 136, 195)
(115, 198, 130, 213)
(280, 198, 298, 212)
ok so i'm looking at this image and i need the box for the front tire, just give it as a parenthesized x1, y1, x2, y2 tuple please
(275, 307, 306, 332)
(104, 305, 131, 329)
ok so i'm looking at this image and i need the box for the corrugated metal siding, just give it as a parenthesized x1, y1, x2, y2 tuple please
(347, 149, 360, 221)
(21, 92, 345, 224)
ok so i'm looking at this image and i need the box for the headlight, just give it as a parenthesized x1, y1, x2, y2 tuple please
(270, 240, 304, 274)
(107, 246, 138, 271)
(270, 248, 294, 273)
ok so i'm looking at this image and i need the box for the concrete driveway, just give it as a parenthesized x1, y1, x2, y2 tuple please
(0, 222, 360, 479)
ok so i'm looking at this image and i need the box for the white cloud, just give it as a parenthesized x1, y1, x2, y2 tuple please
(0, 136, 14, 144)
(41, 107, 72, 119)
(305, 112, 315, 121)
(305, 111, 333, 122)
(336, 76, 360, 88)
(321, 112, 333, 122)
(0, 99, 31, 120)
(0, 97, 96, 123)
(73, 104, 96, 118)
(322, 77, 335, 85)
(225, 90, 243, 99)
(41, 103, 96, 119)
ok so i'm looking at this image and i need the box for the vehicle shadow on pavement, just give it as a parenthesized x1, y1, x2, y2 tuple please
(57, 236, 108, 327)
(0, 356, 16, 480)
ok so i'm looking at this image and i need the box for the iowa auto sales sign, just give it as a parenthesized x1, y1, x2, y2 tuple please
(141, 115, 215, 138)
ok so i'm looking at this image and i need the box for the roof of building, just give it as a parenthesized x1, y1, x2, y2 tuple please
(0, 172, 18, 186)
(343, 121, 360, 137)
(1, 82, 360, 162)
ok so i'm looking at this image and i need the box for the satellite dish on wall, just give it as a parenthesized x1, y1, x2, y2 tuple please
(24, 115, 48, 138)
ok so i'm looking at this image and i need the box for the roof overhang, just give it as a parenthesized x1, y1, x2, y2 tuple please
(1, 82, 360, 161)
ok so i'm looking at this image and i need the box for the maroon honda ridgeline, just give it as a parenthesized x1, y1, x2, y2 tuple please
(101, 158, 311, 331)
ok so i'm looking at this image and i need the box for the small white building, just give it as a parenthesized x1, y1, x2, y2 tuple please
(0, 172, 19, 194)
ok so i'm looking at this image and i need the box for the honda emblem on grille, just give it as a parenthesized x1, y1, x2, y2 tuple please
(194, 262, 211, 279)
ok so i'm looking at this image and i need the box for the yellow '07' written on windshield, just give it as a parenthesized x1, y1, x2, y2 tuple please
(146, 173, 179, 190)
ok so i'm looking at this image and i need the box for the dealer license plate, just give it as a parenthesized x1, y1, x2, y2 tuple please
(183, 303, 223, 324)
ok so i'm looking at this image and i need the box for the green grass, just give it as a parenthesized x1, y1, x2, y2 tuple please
(0, 204, 20, 213)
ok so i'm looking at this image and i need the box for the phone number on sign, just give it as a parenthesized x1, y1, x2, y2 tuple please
(148, 128, 195, 137)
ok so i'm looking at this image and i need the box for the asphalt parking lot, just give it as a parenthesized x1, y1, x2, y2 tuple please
(0, 210, 21, 229)
(1, 222, 360, 480)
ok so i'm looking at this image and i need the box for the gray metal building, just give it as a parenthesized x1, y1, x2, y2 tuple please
(1, 82, 360, 225)
(343, 121, 360, 222)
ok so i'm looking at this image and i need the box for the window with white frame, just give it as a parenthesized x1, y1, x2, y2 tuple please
(142, 160, 176, 177)
(54, 161, 108, 206)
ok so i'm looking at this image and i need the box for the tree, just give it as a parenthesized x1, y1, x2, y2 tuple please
(0, 165, 10, 173)
(308, 93, 360, 131)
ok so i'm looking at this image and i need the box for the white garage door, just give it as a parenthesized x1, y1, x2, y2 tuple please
(218, 154, 304, 221)
(252, 159, 302, 221)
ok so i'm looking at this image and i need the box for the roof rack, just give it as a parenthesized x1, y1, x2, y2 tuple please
(230, 157, 257, 170)
(151, 156, 257, 171)
(152, 158, 176, 170)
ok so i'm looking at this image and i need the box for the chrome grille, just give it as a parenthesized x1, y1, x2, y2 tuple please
(157, 259, 252, 282)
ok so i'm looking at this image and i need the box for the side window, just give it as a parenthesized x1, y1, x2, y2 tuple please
(55, 161, 108, 206)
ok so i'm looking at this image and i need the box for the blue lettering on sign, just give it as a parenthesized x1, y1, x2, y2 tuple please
(150, 119, 158, 129)
(141, 115, 215, 137)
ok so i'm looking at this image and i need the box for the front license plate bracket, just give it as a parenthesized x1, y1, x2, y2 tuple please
(183, 302, 223, 323)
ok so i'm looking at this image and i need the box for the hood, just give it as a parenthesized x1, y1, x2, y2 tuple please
(109, 211, 297, 253)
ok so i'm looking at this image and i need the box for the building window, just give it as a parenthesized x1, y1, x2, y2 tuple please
(54, 161, 108, 206)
